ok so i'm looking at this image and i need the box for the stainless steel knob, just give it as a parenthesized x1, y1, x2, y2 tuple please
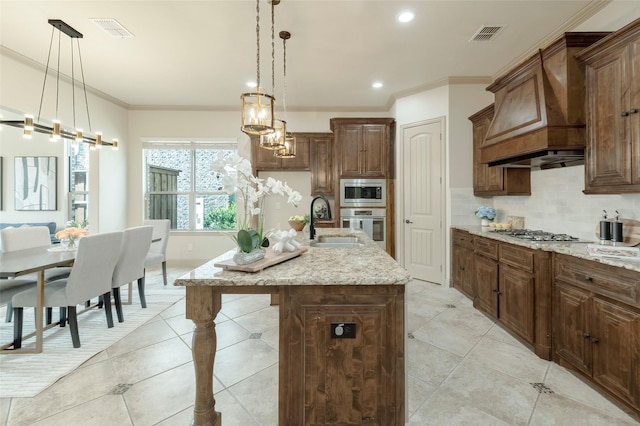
(405, 219, 413, 224)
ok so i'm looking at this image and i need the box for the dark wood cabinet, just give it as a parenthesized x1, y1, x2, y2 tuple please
(251, 133, 311, 172)
(309, 133, 334, 195)
(480, 33, 607, 166)
(330, 118, 395, 178)
(553, 254, 640, 414)
(473, 236, 551, 359)
(280, 284, 405, 425)
(451, 229, 474, 298)
(577, 18, 640, 194)
(468, 104, 530, 196)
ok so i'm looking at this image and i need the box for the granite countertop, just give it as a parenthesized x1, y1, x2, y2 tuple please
(174, 228, 411, 287)
(453, 225, 640, 273)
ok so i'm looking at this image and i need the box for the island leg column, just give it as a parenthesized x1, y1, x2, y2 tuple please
(186, 286, 222, 426)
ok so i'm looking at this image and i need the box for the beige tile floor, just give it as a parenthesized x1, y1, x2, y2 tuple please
(1, 265, 639, 425)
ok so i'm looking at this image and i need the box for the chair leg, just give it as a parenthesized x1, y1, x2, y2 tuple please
(113, 288, 124, 323)
(46, 307, 53, 325)
(60, 307, 67, 327)
(97, 295, 104, 309)
(68, 306, 80, 348)
(103, 292, 114, 328)
(12, 307, 23, 349)
(162, 261, 167, 286)
(138, 277, 147, 308)
(85, 300, 91, 308)
(5, 301, 13, 323)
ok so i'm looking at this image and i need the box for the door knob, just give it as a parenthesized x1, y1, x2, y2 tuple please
(583, 332, 590, 338)
(591, 338, 600, 344)
(405, 219, 413, 224)
(629, 108, 638, 114)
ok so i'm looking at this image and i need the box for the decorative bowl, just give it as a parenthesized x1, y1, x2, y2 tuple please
(288, 220, 305, 231)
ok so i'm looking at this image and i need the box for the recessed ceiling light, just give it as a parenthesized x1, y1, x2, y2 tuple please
(397, 11, 414, 23)
(372, 81, 383, 89)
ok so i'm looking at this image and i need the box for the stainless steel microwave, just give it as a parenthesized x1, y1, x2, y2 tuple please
(339, 179, 386, 207)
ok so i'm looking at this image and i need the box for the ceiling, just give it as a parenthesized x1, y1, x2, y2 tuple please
(1, 1, 639, 112)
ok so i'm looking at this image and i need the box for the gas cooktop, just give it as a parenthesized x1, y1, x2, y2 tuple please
(490, 229, 584, 242)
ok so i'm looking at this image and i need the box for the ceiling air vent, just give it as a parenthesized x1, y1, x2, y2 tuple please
(90, 18, 134, 38)
(470, 25, 505, 42)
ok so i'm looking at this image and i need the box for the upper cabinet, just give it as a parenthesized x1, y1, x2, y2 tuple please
(251, 133, 311, 173)
(330, 118, 395, 178)
(309, 133, 334, 196)
(480, 33, 608, 168)
(469, 104, 530, 196)
(577, 18, 640, 194)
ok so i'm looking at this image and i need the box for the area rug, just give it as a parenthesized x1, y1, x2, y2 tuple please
(0, 288, 185, 398)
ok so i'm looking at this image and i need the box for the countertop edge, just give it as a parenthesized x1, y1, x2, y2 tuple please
(452, 225, 640, 273)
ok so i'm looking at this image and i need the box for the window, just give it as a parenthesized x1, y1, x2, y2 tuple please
(143, 141, 237, 231)
(68, 141, 90, 224)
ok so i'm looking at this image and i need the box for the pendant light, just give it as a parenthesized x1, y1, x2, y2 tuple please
(0, 20, 117, 150)
(259, 0, 286, 149)
(240, 0, 276, 136)
(275, 31, 296, 158)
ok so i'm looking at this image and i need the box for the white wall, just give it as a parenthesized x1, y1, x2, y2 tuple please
(0, 52, 129, 233)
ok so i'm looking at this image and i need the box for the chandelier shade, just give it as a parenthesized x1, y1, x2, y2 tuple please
(241, 89, 276, 136)
(240, 0, 276, 136)
(275, 132, 296, 158)
(0, 19, 117, 150)
(260, 118, 287, 150)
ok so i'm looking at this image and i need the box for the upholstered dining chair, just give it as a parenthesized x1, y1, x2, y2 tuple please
(1, 226, 72, 323)
(11, 231, 123, 349)
(111, 226, 153, 322)
(143, 219, 170, 286)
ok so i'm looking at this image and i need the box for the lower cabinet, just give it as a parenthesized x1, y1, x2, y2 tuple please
(473, 236, 551, 359)
(279, 285, 405, 425)
(451, 229, 474, 298)
(554, 254, 640, 415)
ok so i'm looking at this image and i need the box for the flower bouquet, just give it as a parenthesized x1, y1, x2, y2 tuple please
(211, 153, 302, 263)
(475, 206, 496, 226)
(55, 220, 89, 249)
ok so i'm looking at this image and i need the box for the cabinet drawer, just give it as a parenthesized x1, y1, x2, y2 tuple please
(555, 254, 640, 306)
(499, 244, 534, 272)
(475, 237, 498, 260)
(452, 229, 474, 250)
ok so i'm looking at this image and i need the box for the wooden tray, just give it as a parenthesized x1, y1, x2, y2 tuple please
(594, 218, 640, 247)
(214, 247, 308, 273)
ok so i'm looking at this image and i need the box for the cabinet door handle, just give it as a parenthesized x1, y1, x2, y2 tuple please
(629, 108, 638, 114)
(492, 289, 499, 293)
(591, 338, 600, 344)
(584, 275, 593, 281)
(622, 111, 630, 117)
(405, 219, 413, 224)
(583, 332, 590, 338)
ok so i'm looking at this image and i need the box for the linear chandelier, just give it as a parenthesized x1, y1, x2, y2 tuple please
(0, 19, 117, 150)
(240, 0, 277, 136)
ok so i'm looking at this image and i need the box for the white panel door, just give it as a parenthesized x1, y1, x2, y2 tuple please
(402, 120, 444, 284)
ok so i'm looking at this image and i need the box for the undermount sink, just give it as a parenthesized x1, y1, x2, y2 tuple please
(310, 235, 365, 248)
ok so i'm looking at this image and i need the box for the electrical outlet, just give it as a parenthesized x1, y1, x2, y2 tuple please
(331, 322, 356, 338)
(187, 243, 193, 251)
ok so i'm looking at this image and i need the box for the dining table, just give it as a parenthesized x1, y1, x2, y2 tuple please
(0, 245, 76, 353)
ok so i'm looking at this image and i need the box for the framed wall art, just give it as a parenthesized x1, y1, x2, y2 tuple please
(14, 156, 57, 211)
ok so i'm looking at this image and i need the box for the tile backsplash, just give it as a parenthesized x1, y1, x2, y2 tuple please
(451, 165, 640, 241)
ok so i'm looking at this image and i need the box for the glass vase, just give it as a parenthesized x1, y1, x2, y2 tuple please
(233, 248, 266, 265)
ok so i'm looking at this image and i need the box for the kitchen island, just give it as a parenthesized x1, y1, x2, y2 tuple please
(174, 229, 410, 426)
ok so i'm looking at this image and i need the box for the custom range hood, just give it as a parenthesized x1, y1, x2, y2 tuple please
(480, 32, 609, 170)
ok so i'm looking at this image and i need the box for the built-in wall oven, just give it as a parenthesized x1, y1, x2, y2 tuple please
(339, 179, 386, 207)
(341, 208, 386, 250)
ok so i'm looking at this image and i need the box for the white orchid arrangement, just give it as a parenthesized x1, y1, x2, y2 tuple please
(211, 153, 302, 252)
